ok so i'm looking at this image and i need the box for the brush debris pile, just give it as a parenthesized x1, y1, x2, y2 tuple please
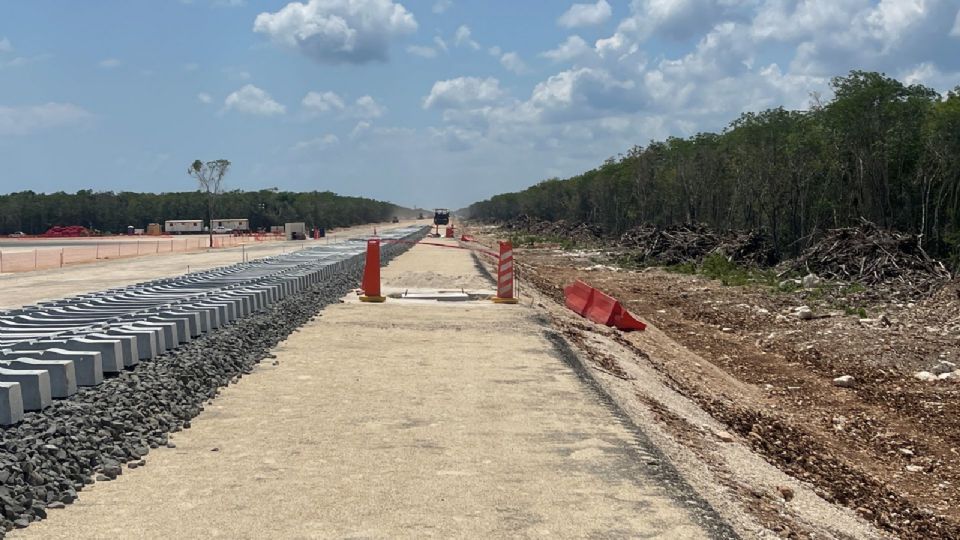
(619, 224, 775, 267)
(787, 221, 952, 293)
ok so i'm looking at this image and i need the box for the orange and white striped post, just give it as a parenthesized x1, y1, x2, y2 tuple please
(493, 240, 519, 304)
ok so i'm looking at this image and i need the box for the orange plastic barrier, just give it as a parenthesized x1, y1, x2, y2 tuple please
(493, 241, 519, 304)
(563, 280, 595, 316)
(359, 238, 385, 302)
(562, 280, 646, 332)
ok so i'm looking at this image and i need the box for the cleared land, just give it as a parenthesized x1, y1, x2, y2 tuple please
(0, 221, 420, 309)
(484, 222, 959, 539)
(13, 237, 719, 539)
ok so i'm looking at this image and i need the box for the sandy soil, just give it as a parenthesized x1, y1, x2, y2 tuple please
(14, 237, 716, 539)
(0, 221, 422, 310)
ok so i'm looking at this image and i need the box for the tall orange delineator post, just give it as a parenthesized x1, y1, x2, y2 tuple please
(359, 238, 386, 303)
(492, 240, 519, 304)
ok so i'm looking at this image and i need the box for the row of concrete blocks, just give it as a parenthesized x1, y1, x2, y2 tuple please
(0, 226, 427, 426)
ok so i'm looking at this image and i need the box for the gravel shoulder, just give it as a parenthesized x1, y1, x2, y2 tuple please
(13, 237, 715, 538)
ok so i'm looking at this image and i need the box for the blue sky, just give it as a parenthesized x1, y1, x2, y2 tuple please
(1, 0, 959, 209)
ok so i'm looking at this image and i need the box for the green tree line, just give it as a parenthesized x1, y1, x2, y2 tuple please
(468, 71, 960, 267)
(0, 189, 399, 234)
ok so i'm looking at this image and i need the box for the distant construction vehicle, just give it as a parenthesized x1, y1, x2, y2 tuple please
(433, 209, 450, 226)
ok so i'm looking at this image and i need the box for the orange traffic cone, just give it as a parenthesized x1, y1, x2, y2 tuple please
(360, 238, 386, 303)
(492, 240, 519, 304)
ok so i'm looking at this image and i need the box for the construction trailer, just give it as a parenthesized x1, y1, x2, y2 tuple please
(164, 220, 203, 234)
(285, 222, 307, 240)
(211, 218, 249, 232)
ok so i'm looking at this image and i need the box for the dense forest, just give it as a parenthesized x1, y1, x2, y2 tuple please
(0, 189, 399, 234)
(468, 71, 960, 267)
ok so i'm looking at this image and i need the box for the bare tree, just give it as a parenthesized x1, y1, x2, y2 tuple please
(188, 159, 231, 247)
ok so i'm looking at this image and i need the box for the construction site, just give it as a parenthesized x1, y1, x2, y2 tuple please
(1, 207, 955, 539)
(3, 2, 959, 538)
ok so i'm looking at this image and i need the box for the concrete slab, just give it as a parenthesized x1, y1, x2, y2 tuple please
(0, 358, 77, 398)
(0, 367, 52, 411)
(0, 381, 24, 426)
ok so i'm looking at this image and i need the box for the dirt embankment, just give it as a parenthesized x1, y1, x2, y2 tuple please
(480, 220, 960, 539)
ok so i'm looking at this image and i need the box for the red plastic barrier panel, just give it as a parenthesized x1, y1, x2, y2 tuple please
(563, 279, 646, 332)
(585, 288, 619, 326)
(460, 234, 476, 242)
(563, 280, 595, 316)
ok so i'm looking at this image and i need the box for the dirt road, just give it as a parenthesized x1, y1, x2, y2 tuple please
(14, 237, 723, 538)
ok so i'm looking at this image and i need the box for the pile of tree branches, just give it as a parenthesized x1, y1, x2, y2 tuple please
(787, 220, 952, 292)
(618, 223, 775, 267)
(503, 214, 605, 243)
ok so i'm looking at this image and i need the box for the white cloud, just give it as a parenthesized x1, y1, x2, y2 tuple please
(433, 0, 452, 14)
(0, 38, 12, 54)
(433, 35, 449, 52)
(302, 90, 345, 113)
(541, 35, 591, 62)
(558, 0, 612, 28)
(953, 9, 960, 37)
(352, 95, 386, 119)
(184, 62, 200, 71)
(302, 91, 384, 118)
(292, 134, 340, 152)
(197, 92, 213, 104)
(423, 77, 504, 109)
(407, 45, 438, 58)
(499, 52, 527, 74)
(454, 24, 480, 50)
(350, 120, 372, 139)
(430, 125, 482, 151)
(488, 45, 502, 57)
(0, 103, 92, 136)
(224, 85, 286, 115)
(253, 0, 418, 64)
(99, 58, 121, 69)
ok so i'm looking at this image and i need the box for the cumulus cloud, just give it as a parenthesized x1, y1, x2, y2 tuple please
(454, 24, 480, 50)
(0, 103, 92, 136)
(558, 0, 612, 28)
(197, 92, 213, 104)
(433, 0, 452, 14)
(423, 77, 504, 109)
(430, 125, 482, 151)
(291, 133, 340, 152)
(352, 95, 386, 119)
(253, 0, 418, 64)
(302, 90, 345, 113)
(99, 58, 122, 69)
(0, 37, 12, 54)
(541, 35, 592, 62)
(224, 85, 286, 115)
(407, 45, 438, 58)
(301, 91, 384, 118)
(499, 52, 527, 74)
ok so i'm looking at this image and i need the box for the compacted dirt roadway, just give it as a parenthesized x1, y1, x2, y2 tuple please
(13, 236, 721, 538)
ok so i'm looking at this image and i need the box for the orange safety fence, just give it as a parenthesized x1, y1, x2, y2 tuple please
(0, 233, 285, 274)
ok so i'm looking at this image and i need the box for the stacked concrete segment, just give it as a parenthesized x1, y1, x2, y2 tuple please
(0, 226, 427, 425)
